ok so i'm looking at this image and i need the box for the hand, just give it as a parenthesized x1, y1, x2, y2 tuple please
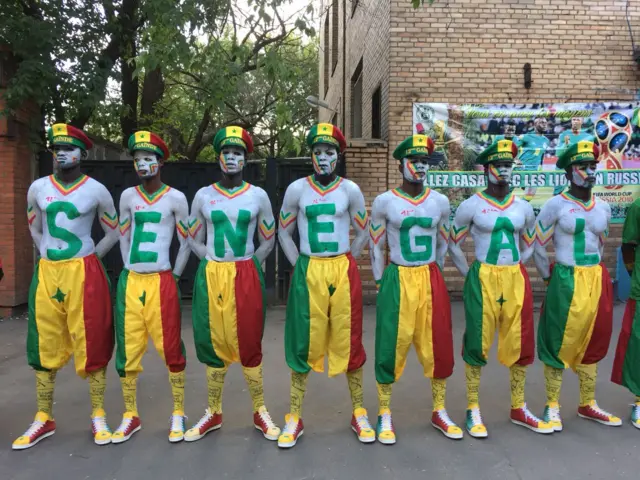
(543, 277, 550, 287)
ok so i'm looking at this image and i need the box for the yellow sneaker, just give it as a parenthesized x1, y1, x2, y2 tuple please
(351, 408, 375, 443)
(432, 409, 463, 440)
(12, 412, 56, 450)
(111, 411, 141, 444)
(631, 403, 640, 430)
(376, 409, 396, 445)
(543, 402, 563, 432)
(278, 413, 304, 448)
(91, 408, 112, 445)
(253, 406, 280, 441)
(466, 405, 488, 438)
(169, 411, 186, 443)
(578, 400, 622, 426)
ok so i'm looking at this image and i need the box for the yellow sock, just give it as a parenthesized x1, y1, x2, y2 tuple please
(465, 363, 481, 408)
(544, 364, 563, 405)
(431, 378, 447, 411)
(290, 370, 309, 417)
(242, 364, 265, 412)
(206, 365, 227, 413)
(88, 368, 107, 416)
(36, 370, 57, 416)
(377, 382, 392, 413)
(346, 367, 364, 411)
(121, 376, 138, 416)
(169, 371, 185, 413)
(509, 364, 527, 409)
(576, 363, 597, 407)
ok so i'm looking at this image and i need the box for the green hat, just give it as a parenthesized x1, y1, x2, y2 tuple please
(393, 134, 435, 160)
(475, 139, 518, 165)
(213, 126, 254, 154)
(556, 139, 599, 169)
(127, 131, 170, 159)
(306, 123, 347, 152)
(47, 123, 93, 151)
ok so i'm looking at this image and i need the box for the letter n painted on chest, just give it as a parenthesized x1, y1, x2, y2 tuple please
(574, 218, 600, 266)
(211, 210, 251, 257)
(306, 203, 339, 254)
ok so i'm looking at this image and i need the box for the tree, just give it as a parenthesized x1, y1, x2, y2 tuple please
(411, 0, 436, 6)
(1, 0, 318, 160)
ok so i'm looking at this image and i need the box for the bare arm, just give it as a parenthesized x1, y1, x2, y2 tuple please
(519, 203, 537, 265)
(436, 196, 451, 269)
(173, 193, 191, 277)
(448, 199, 474, 277)
(27, 183, 43, 255)
(118, 191, 132, 266)
(254, 189, 276, 264)
(368, 195, 387, 288)
(533, 200, 557, 280)
(348, 182, 369, 259)
(95, 185, 119, 259)
(187, 191, 207, 260)
(599, 202, 612, 259)
(278, 182, 301, 266)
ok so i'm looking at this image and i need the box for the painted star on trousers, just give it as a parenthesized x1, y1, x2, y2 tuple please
(51, 288, 66, 303)
(139, 291, 146, 306)
(497, 294, 507, 307)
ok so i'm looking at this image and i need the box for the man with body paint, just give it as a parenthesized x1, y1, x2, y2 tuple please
(370, 134, 460, 445)
(277, 123, 372, 448)
(517, 117, 551, 201)
(111, 131, 190, 444)
(185, 126, 280, 442)
(612, 192, 640, 430)
(14, 124, 119, 450)
(535, 139, 621, 431)
(449, 139, 553, 438)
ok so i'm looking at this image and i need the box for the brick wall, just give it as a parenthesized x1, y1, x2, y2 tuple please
(320, 0, 640, 295)
(320, 0, 391, 140)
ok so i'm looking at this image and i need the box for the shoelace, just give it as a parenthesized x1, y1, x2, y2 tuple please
(355, 414, 372, 430)
(283, 417, 299, 435)
(170, 415, 185, 432)
(631, 405, 640, 420)
(521, 405, 539, 423)
(93, 416, 110, 433)
(437, 410, 455, 427)
(380, 412, 393, 431)
(23, 419, 45, 438)
(194, 409, 214, 429)
(469, 408, 484, 426)
(258, 410, 276, 429)
(115, 417, 133, 434)
(590, 402, 614, 418)
(546, 405, 561, 422)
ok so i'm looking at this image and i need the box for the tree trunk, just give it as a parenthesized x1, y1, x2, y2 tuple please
(139, 67, 165, 127)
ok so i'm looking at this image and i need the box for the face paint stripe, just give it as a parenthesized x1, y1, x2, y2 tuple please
(135, 184, 170, 205)
(560, 192, 595, 211)
(212, 181, 250, 199)
(49, 174, 89, 196)
(307, 176, 342, 196)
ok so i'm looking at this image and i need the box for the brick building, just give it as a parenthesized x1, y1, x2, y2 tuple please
(320, 0, 640, 296)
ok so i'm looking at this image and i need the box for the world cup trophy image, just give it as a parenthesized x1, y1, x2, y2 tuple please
(595, 111, 632, 190)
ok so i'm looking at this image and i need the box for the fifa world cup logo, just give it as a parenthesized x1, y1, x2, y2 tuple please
(595, 111, 632, 190)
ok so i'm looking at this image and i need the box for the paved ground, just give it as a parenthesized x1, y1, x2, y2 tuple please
(1, 303, 639, 480)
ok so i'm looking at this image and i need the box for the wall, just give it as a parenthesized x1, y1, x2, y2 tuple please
(384, 0, 640, 293)
(319, 0, 391, 140)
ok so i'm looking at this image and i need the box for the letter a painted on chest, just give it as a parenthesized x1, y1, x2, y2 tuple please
(486, 217, 520, 264)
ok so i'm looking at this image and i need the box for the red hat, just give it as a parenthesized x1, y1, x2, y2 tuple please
(48, 123, 93, 151)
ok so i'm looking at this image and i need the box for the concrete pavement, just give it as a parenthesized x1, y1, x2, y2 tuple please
(1, 303, 639, 480)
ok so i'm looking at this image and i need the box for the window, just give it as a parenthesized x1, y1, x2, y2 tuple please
(323, 15, 330, 96)
(371, 85, 382, 139)
(350, 58, 363, 138)
(331, 0, 339, 74)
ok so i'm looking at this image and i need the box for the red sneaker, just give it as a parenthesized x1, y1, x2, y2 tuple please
(578, 401, 622, 426)
(277, 413, 304, 448)
(431, 409, 463, 440)
(253, 406, 281, 441)
(111, 412, 141, 444)
(12, 412, 56, 450)
(184, 409, 223, 442)
(351, 408, 375, 443)
(510, 405, 554, 434)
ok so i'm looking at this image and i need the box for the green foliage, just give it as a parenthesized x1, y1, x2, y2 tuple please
(411, 0, 436, 6)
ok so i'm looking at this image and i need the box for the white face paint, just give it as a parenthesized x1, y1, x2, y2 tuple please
(312, 143, 339, 176)
(220, 146, 246, 174)
(53, 145, 82, 170)
(487, 162, 514, 185)
(133, 150, 160, 179)
(571, 162, 597, 188)
(402, 157, 429, 183)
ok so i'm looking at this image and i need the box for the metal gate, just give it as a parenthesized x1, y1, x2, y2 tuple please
(37, 155, 344, 303)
